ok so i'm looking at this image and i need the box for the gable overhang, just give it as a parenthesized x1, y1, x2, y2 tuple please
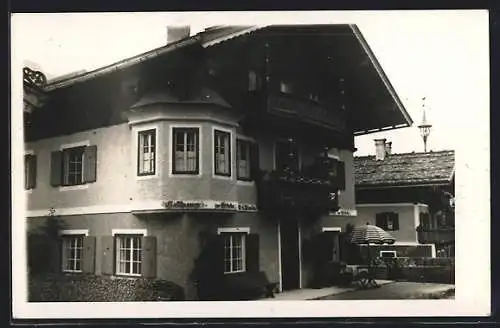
(38, 24, 414, 136)
(201, 24, 413, 135)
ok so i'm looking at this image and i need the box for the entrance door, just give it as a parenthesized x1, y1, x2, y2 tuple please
(280, 216, 301, 291)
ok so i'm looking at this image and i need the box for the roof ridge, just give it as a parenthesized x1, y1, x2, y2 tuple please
(354, 149, 454, 159)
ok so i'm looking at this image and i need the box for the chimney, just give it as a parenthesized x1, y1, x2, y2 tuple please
(374, 138, 387, 161)
(166, 26, 190, 44)
(385, 141, 392, 156)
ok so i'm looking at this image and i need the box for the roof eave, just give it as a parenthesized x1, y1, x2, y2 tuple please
(44, 36, 201, 92)
(349, 24, 413, 134)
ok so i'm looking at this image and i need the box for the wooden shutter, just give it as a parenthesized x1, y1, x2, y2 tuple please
(245, 233, 260, 273)
(82, 236, 96, 274)
(83, 145, 97, 183)
(142, 236, 157, 278)
(391, 213, 400, 230)
(27, 155, 37, 189)
(101, 236, 115, 275)
(50, 151, 63, 187)
(337, 161, 346, 190)
(375, 213, 386, 230)
(315, 232, 334, 263)
(52, 237, 63, 273)
(250, 142, 260, 180)
(195, 129, 200, 173)
(203, 234, 225, 278)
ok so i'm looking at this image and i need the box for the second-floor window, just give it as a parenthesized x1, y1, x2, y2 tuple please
(237, 140, 251, 180)
(51, 145, 98, 187)
(214, 130, 231, 176)
(173, 127, 199, 174)
(137, 129, 156, 176)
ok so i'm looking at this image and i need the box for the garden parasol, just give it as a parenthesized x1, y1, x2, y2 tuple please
(350, 223, 396, 287)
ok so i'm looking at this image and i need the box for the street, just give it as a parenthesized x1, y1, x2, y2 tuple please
(318, 282, 455, 300)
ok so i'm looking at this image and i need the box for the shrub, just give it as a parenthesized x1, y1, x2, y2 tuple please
(28, 274, 185, 302)
(372, 257, 454, 284)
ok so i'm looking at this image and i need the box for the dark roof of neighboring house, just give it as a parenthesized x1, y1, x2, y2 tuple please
(354, 150, 455, 187)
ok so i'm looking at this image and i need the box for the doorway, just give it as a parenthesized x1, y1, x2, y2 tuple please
(280, 216, 301, 291)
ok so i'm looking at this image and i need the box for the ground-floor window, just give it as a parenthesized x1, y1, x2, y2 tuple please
(115, 235, 142, 276)
(61, 235, 84, 272)
(222, 233, 246, 274)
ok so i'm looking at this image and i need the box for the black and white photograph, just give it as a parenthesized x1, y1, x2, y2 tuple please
(11, 10, 490, 318)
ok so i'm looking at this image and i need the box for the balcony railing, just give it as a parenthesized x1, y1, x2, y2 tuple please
(417, 228, 455, 245)
(255, 161, 339, 216)
(265, 93, 346, 132)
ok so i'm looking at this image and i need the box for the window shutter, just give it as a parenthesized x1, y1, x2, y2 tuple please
(375, 213, 386, 229)
(202, 235, 225, 278)
(337, 161, 346, 190)
(245, 233, 260, 272)
(82, 236, 96, 274)
(250, 142, 260, 180)
(50, 151, 63, 187)
(391, 213, 400, 230)
(315, 232, 334, 263)
(28, 155, 37, 189)
(142, 236, 157, 278)
(53, 237, 63, 273)
(101, 236, 115, 275)
(83, 145, 97, 183)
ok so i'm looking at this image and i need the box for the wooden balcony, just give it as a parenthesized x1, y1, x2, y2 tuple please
(417, 228, 455, 245)
(256, 162, 340, 216)
(266, 93, 346, 132)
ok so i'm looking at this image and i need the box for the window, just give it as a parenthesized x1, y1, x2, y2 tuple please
(420, 212, 431, 229)
(24, 154, 37, 190)
(61, 235, 84, 272)
(375, 212, 399, 231)
(115, 235, 142, 276)
(248, 70, 258, 91)
(223, 233, 246, 274)
(172, 128, 199, 174)
(237, 139, 251, 180)
(214, 130, 231, 176)
(137, 129, 156, 176)
(380, 251, 397, 258)
(63, 146, 86, 186)
(275, 140, 299, 172)
(280, 81, 293, 94)
(51, 144, 97, 187)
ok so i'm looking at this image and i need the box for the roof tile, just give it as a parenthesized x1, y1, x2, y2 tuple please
(354, 150, 455, 187)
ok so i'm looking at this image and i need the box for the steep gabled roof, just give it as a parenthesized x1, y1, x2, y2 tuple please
(354, 150, 455, 188)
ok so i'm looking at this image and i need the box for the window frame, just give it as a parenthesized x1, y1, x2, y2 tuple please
(114, 234, 144, 277)
(221, 232, 247, 274)
(61, 146, 86, 187)
(59, 229, 88, 274)
(171, 127, 200, 175)
(376, 212, 399, 231)
(379, 250, 397, 258)
(236, 139, 252, 181)
(137, 128, 157, 176)
(213, 129, 232, 177)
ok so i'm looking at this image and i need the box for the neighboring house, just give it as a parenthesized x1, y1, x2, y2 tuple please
(353, 139, 455, 258)
(23, 24, 413, 299)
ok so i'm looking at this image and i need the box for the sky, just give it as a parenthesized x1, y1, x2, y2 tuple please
(12, 11, 489, 156)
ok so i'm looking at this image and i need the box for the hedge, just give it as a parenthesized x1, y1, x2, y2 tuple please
(373, 257, 455, 284)
(29, 274, 185, 302)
